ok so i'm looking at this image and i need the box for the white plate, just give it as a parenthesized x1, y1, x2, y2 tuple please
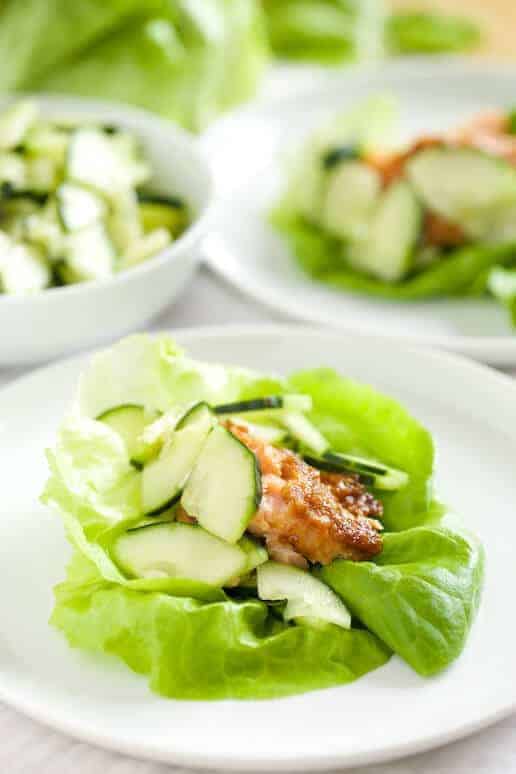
(0, 325, 515, 769)
(202, 60, 516, 366)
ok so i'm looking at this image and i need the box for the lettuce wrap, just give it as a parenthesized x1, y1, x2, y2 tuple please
(43, 334, 483, 699)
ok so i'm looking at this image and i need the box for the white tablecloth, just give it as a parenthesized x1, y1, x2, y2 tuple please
(1, 268, 515, 774)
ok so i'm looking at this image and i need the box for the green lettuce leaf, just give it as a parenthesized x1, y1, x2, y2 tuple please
(321, 521, 484, 675)
(287, 368, 434, 531)
(51, 550, 390, 699)
(387, 11, 483, 55)
(45, 333, 480, 698)
(0, 0, 268, 131)
(263, 0, 384, 64)
(272, 208, 516, 303)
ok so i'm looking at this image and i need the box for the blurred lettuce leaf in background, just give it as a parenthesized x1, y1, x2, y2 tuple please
(0, 0, 483, 131)
(0, 0, 269, 131)
(387, 10, 483, 54)
(262, 0, 384, 64)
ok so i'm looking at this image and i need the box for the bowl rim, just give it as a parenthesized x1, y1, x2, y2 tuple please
(0, 93, 214, 305)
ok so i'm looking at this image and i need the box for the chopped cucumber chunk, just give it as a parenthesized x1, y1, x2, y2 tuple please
(0, 153, 26, 189)
(322, 161, 381, 241)
(108, 189, 142, 253)
(348, 180, 422, 282)
(0, 101, 37, 151)
(57, 183, 106, 231)
(182, 424, 261, 543)
(61, 223, 116, 282)
(112, 522, 247, 587)
(120, 228, 170, 270)
(0, 234, 50, 294)
(23, 124, 69, 163)
(142, 405, 214, 516)
(138, 197, 188, 237)
(257, 561, 351, 629)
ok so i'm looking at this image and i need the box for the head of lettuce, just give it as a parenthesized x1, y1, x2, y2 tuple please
(42, 334, 483, 700)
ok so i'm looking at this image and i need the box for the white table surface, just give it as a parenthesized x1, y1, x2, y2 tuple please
(1, 267, 515, 774)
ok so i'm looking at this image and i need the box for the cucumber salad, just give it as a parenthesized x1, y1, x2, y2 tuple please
(0, 100, 188, 294)
(273, 96, 516, 324)
(43, 334, 484, 700)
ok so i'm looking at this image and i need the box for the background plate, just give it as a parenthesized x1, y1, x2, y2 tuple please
(0, 326, 516, 769)
(202, 60, 516, 365)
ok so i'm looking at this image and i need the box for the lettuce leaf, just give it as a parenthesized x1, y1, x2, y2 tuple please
(0, 0, 268, 131)
(52, 550, 391, 699)
(46, 334, 481, 698)
(287, 368, 435, 531)
(263, 0, 384, 64)
(272, 208, 516, 305)
(387, 11, 482, 55)
(321, 521, 484, 675)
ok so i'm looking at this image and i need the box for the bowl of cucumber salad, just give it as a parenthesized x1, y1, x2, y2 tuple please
(0, 97, 212, 363)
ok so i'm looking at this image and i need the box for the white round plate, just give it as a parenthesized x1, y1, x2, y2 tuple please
(202, 60, 516, 366)
(1, 325, 515, 770)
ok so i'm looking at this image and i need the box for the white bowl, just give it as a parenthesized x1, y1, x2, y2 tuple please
(0, 95, 213, 365)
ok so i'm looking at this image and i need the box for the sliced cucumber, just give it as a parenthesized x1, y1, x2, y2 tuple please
(0, 101, 37, 151)
(322, 161, 381, 241)
(110, 132, 150, 188)
(321, 145, 360, 170)
(280, 412, 329, 456)
(61, 222, 116, 282)
(306, 450, 408, 491)
(176, 401, 213, 430)
(239, 535, 268, 574)
(348, 180, 422, 282)
(97, 404, 156, 469)
(407, 147, 516, 239)
(182, 424, 262, 543)
(142, 405, 214, 516)
(0, 236, 50, 294)
(56, 183, 106, 232)
(23, 203, 63, 255)
(119, 228, 170, 270)
(112, 522, 247, 587)
(138, 195, 188, 237)
(227, 419, 288, 446)
(257, 561, 351, 629)
(213, 394, 312, 415)
(26, 156, 59, 193)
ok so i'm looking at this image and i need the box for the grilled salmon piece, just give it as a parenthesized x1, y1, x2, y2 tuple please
(225, 420, 383, 567)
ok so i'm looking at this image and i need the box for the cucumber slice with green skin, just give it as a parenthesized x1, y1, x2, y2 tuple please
(305, 451, 408, 490)
(213, 394, 312, 415)
(97, 404, 156, 470)
(136, 403, 212, 467)
(0, 235, 50, 294)
(176, 401, 213, 430)
(61, 222, 116, 282)
(322, 161, 381, 241)
(348, 180, 422, 282)
(280, 412, 330, 456)
(321, 145, 360, 170)
(0, 182, 49, 206)
(257, 561, 351, 629)
(182, 424, 262, 544)
(56, 183, 107, 232)
(407, 147, 516, 239)
(142, 406, 214, 516)
(239, 535, 268, 574)
(138, 199, 188, 238)
(0, 101, 37, 151)
(112, 522, 247, 587)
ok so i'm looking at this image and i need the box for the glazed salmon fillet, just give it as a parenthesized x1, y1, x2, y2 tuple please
(225, 420, 383, 568)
